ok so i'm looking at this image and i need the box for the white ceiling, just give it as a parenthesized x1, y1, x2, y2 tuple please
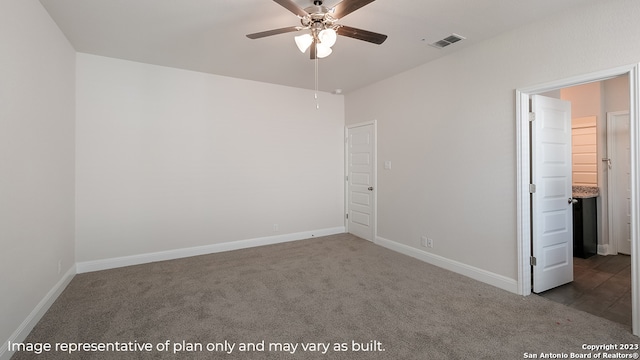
(39, 0, 595, 93)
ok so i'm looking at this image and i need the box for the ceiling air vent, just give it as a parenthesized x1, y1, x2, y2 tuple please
(428, 33, 466, 49)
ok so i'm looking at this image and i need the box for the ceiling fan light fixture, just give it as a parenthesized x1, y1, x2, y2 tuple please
(246, 0, 388, 107)
(316, 43, 332, 58)
(318, 28, 337, 47)
(295, 33, 313, 53)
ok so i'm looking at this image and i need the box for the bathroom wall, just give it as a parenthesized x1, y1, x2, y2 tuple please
(570, 115, 598, 187)
(561, 80, 600, 187)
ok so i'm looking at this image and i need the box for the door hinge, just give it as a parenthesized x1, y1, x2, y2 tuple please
(345, 175, 348, 181)
(529, 184, 536, 193)
(529, 112, 536, 122)
(345, 213, 349, 219)
(530, 256, 537, 266)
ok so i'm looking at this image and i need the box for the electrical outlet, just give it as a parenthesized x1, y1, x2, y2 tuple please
(273, 224, 279, 232)
(427, 238, 434, 248)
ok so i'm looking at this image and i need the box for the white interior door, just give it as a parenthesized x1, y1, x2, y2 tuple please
(346, 123, 375, 242)
(532, 95, 574, 293)
(607, 111, 632, 255)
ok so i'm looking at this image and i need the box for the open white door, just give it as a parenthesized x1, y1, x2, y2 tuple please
(346, 123, 375, 242)
(532, 95, 574, 293)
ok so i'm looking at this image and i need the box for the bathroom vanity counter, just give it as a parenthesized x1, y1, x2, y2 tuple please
(572, 186, 599, 199)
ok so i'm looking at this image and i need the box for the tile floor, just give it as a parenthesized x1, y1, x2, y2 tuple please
(537, 254, 632, 329)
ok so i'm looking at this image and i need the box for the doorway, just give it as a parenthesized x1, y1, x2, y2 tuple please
(534, 82, 632, 328)
(516, 64, 640, 336)
(345, 121, 376, 242)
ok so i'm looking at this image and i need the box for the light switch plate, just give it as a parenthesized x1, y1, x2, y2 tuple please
(384, 161, 392, 170)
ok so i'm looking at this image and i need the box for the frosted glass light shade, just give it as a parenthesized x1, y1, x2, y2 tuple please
(318, 28, 337, 47)
(295, 34, 313, 53)
(316, 43, 332, 58)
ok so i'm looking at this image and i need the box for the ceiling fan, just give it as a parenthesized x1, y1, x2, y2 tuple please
(246, 0, 388, 59)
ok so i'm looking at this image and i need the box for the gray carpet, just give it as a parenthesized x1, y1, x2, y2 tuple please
(11, 234, 639, 359)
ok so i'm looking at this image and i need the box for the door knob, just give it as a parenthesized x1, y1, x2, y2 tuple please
(368, 186, 374, 191)
(568, 198, 578, 204)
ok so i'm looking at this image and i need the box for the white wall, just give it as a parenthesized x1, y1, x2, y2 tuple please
(0, 0, 76, 356)
(345, 0, 640, 284)
(75, 54, 345, 264)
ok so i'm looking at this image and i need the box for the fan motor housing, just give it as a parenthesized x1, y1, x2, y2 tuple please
(302, 4, 335, 28)
(305, 5, 329, 17)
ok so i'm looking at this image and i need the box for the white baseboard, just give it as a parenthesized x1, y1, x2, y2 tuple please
(0, 266, 76, 360)
(2, 228, 345, 360)
(375, 236, 519, 294)
(77, 227, 346, 274)
(598, 244, 613, 255)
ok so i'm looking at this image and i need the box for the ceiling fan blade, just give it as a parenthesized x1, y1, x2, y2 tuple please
(246, 26, 300, 39)
(310, 41, 317, 59)
(273, 0, 309, 18)
(337, 25, 387, 44)
(331, 0, 376, 19)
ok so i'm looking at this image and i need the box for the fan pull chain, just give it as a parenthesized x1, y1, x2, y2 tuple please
(315, 44, 319, 109)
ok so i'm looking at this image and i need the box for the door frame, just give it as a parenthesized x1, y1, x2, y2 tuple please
(515, 64, 640, 336)
(530, 95, 574, 293)
(345, 120, 377, 241)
